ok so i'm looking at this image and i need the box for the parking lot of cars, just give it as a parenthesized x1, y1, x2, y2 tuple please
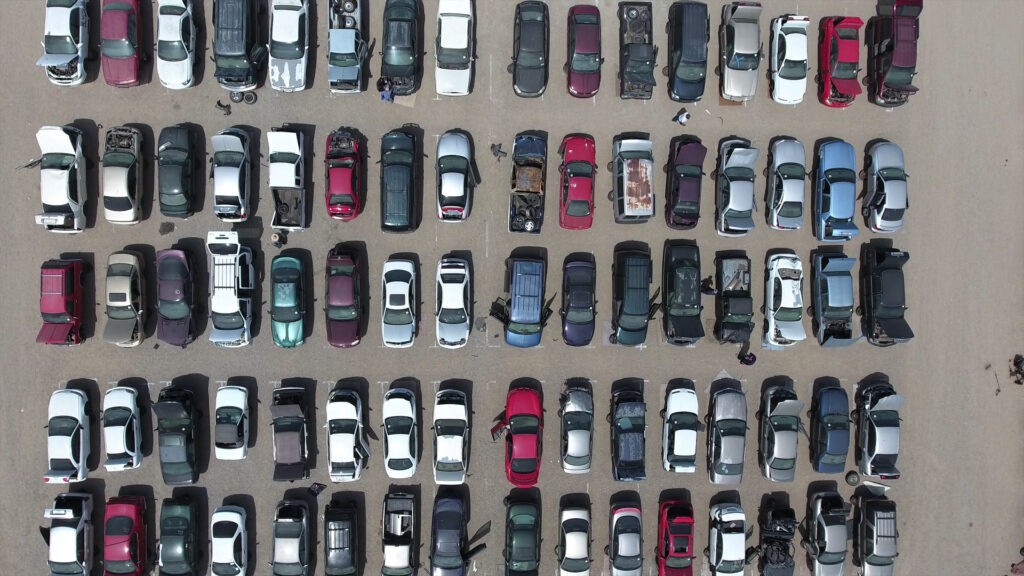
(5, 0, 1024, 575)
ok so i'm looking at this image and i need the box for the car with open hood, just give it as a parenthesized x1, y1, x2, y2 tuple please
(269, 0, 310, 91)
(214, 385, 249, 460)
(381, 259, 417, 348)
(103, 496, 147, 576)
(863, 142, 909, 233)
(766, 137, 805, 230)
(45, 388, 90, 484)
(566, 5, 602, 97)
(769, 15, 809, 104)
(559, 380, 593, 474)
(100, 0, 140, 87)
(560, 257, 596, 347)
(707, 384, 746, 485)
(436, 131, 474, 221)
(37, 0, 90, 85)
(154, 385, 197, 485)
(383, 387, 419, 478)
(814, 139, 859, 242)
(511, 1, 549, 97)
(381, 0, 420, 95)
(719, 2, 762, 102)
(35, 125, 86, 233)
(102, 386, 142, 471)
(715, 137, 758, 237)
(432, 389, 469, 484)
(270, 255, 306, 348)
(435, 0, 474, 96)
(758, 382, 804, 482)
(158, 125, 196, 217)
(155, 249, 196, 347)
(662, 387, 699, 473)
(665, 137, 706, 230)
(103, 251, 145, 347)
(156, 0, 196, 88)
(102, 126, 142, 225)
(324, 248, 362, 348)
(662, 242, 703, 346)
(764, 253, 806, 347)
(325, 129, 362, 221)
(818, 17, 863, 107)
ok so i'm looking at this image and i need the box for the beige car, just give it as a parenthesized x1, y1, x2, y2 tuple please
(103, 251, 145, 347)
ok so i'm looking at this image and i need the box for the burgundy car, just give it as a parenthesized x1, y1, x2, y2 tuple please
(818, 16, 863, 108)
(103, 496, 147, 576)
(325, 248, 362, 347)
(868, 0, 922, 108)
(567, 5, 602, 97)
(100, 0, 141, 87)
(657, 500, 694, 576)
(665, 137, 707, 230)
(155, 249, 196, 347)
(493, 386, 543, 488)
(37, 259, 84, 346)
(557, 134, 597, 230)
(325, 129, 362, 221)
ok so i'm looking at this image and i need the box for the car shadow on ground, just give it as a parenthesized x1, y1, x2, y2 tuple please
(116, 376, 153, 457)
(117, 484, 157, 568)
(220, 493, 257, 575)
(224, 376, 260, 449)
(65, 378, 101, 472)
(70, 119, 101, 228)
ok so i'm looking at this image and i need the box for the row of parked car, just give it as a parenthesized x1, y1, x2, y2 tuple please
(38, 0, 923, 108)
(43, 376, 903, 492)
(42, 484, 901, 576)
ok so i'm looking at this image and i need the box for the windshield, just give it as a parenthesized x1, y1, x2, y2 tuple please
(104, 559, 137, 574)
(212, 311, 244, 331)
(563, 411, 591, 432)
(565, 303, 593, 324)
(675, 59, 705, 82)
(565, 199, 591, 217)
(436, 16, 471, 68)
(780, 56, 806, 80)
(510, 414, 539, 435)
(102, 38, 135, 59)
(571, 49, 600, 73)
(327, 303, 358, 321)
(385, 415, 413, 436)
(45, 33, 77, 55)
(824, 303, 853, 320)
(384, 42, 414, 66)
(774, 306, 802, 322)
(617, 312, 648, 331)
(885, 64, 915, 87)
(728, 50, 758, 71)
(719, 558, 745, 573)
(383, 306, 411, 325)
(833, 60, 857, 79)
(159, 297, 190, 320)
(271, 13, 305, 60)
(158, 39, 187, 61)
(42, 152, 76, 170)
(438, 307, 467, 325)
(103, 406, 131, 428)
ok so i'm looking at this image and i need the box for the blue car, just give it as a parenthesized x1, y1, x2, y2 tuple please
(814, 140, 859, 242)
(809, 382, 849, 473)
(270, 255, 305, 348)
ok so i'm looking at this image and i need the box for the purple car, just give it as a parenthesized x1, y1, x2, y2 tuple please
(567, 5, 602, 97)
(560, 257, 596, 346)
(666, 137, 707, 230)
(155, 249, 196, 347)
(325, 249, 362, 348)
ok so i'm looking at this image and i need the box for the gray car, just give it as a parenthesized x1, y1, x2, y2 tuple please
(719, 2, 762, 101)
(853, 488, 899, 576)
(430, 493, 467, 576)
(802, 491, 849, 576)
(716, 137, 759, 237)
(766, 137, 805, 230)
(810, 253, 857, 347)
(758, 382, 804, 482)
(268, 0, 309, 91)
(707, 384, 746, 485)
(381, 259, 417, 348)
(863, 141, 909, 233)
(856, 381, 903, 480)
(271, 500, 309, 576)
(559, 380, 594, 474)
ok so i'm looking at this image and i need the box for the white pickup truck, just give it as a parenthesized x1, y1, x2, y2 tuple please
(207, 231, 255, 347)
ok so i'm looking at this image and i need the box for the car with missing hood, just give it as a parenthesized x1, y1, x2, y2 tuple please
(665, 137, 706, 230)
(719, 2, 762, 102)
(658, 499, 695, 576)
(435, 258, 471, 348)
(271, 501, 310, 576)
(156, 0, 196, 88)
(157, 497, 198, 576)
(211, 128, 252, 223)
(560, 257, 596, 347)
(556, 505, 591, 576)
(863, 142, 909, 233)
(325, 129, 362, 221)
(707, 384, 746, 485)
(45, 388, 90, 484)
(809, 382, 849, 473)
(818, 17, 863, 107)
(45, 493, 94, 576)
(103, 495, 147, 576)
(436, 131, 474, 221)
(153, 385, 197, 485)
(103, 251, 145, 347)
(326, 387, 370, 482)
(102, 386, 142, 471)
(210, 505, 247, 576)
(608, 501, 643, 576)
(324, 248, 362, 348)
(37, 0, 90, 86)
(214, 385, 249, 460)
(381, 0, 420, 95)
(802, 491, 848, 576)
(662, 387, 699, 473)
(557, 134, 597, 230)
(381, 259, 417, 348)
(155, 249, 196, 347)
(566, 5, 602, 97)
(35, 125, 87, 233)
(860, 245, 913, 346)
(707, 503, 746, 576)
(383, 387, 419, 478)
(769, 15, 809, 104)
(270, 255, 306, 348)
(715, 137, 758, 237)
(268, 0, 309, 91)
(101, 126, 142, 225)
(766, 137, 805, 230)
(435, 0, 474, 96)
(758, 382, 804, 482)
(764, 252, 806, 347)
(432, 389, 469, 484)
(100, 0, 141, 87)
(662, 242, 704, 346)
(559, 380, 593, 474)
(430, 493, 468, 576)
(511, 1, 549, 97)
(158, 125, 196, 218)
(856, 381, 903, 480)
(814, 139, 859, 242)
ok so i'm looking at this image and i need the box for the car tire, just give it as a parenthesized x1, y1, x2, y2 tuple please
(662, 66, 670, 77)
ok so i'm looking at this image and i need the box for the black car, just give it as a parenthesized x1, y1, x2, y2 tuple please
(667, 1, 710, 102)
(662, 241, 704, 345)
(158, 125, 196, 218)
(271, 387, 309, 481)
(381, 0, 420, 95)
(860, 245, 913, 346)
(560, 256, 596, 347)
(324, 500, 359, 576)
(611, 381, 646, 481)
(153, 386, 198, 486)
(158, 497, 198, 576)
(430, 493, 468, 576)
(611, 245, 656, 346)
(503, 495, 540, 576)
(511, 1, 549, 97)
(380, 130, 418, 232)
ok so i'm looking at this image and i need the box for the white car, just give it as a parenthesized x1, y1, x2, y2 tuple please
(214, 385, 250, 460)
(102, 386, 142, 471)
(103, 251, 145, 348)
(434, 0, 474, 95)
(764, 253, 806, 347)
(155, 0, 196, 88)
(210, 505, 248, 576)
(766, 137, 806, 230)
(381, 259, 417, 348)
(609, 503, 643, 576)
(211, 128, 251, 222)
(35, 125, 86, 233)
(268, 130, 304, 188)
(326, 388, 369, 482)
(769, 15, 809, 104)
(382, 387, 418, 478)
(432, 389, 469, 484)
(102, 126, 142, 224)
(708, 503, 747, 576)
(436, 130, 473, 221)
(662, 388, 698, 473)
(37, 0, 90, 86)
(45, 388, 90, 484)
(559, 382, 593, 474)
(268, 0, 309, 91)
(435, 258, 471, 348)
(557, 506, 591, 576)
(44, 493, 93, 576)
(863, 141, 909, 233)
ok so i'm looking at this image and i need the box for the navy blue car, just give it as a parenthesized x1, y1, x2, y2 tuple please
(561, 257, 596, 346)
(809, 382, 849, 473)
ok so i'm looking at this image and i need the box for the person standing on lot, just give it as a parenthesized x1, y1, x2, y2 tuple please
(675, 108, 691, 125)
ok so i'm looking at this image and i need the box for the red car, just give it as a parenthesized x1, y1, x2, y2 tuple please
(558, 134, 597, 230)
(37, 259, 84, 346)
(103, 496, 147, 576)
(566, 5, 602, 97)
(495, 386, 543, 488)
(818, 16, 863, 107)
(657, 500, 694, 576)
(325, 129, 362, 221)
(100, 0, 141, 87)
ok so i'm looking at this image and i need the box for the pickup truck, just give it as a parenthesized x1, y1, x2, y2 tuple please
(867, 0, 922, 107)
(811, 253, 858, 347)
(327, 0, 367, 93)
(37, 259, 85, 346)
(268, 129, 307, 232)
(611, 135, 654, 223)
(860, 245, 913, 347)
(271, 387, 309, 481)
(508, 134, 547, 233)
(715, 253, 754, 343)
(206, 231, 255, 348)
(618, 2, 657, 100)
(382, 492, 416, 576)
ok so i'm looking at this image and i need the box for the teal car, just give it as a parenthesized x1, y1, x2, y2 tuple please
(271, 255, 305, 347)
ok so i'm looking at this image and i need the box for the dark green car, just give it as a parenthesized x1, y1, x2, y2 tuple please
(158, 497, 197, 576)
(504, 497, 540, 576)
(271, 255, 305, 348)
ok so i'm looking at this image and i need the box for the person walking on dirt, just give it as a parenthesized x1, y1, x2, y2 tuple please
(377, 77, 394, 102)
(675, 108, 691, 126)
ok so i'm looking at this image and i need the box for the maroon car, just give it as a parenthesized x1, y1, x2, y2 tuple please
(325, 129, 362, 221)
(37, 259, 84, 346)
(566, 5, 602, 97)
(155, 249, 196, 347)
(103, 496, 147, 576)
(818, 16, 863, 107)
(101, 0, 141, 87)
(868, 0, 922, 108)
(665, 137, 707, 230)
(325, 249, 362, 347)
(657, 500, 694, 576)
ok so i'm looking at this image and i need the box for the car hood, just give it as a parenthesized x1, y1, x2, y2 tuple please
(515, 66, 546, 96)
(667, 314, 704, 342)
(436, 320, 470, 347)
(382, 322, 415, 347)
(774, 76, 805, 103)
(104, 317, 140, 345)
(672, 73, 705, 101)
(270, 57, 306, 90)
(102, 52, 139, 85)
(327, 317, 359, 347)
(814, 561, 846, 576)
(774, 319, 806, 341)
(862, 564, 895, 576)
(157, 56, 192, 87)
(505, 329, 543, 348)
(569, 70, 600, 97)
(38, 52, 78, 67)
(563, 316, 595, 346)
(157, 314, 192, 347)
(876, 317, 914, 341)
(38, 322, 75, 344)
(723, 67, 757, 99)
(832, 76, 861, 97)
(436, 67, 471, 95)
(273, 319, 304, 347)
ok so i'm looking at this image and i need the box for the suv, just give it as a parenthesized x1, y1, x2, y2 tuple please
(854, 490, 899, 576)
(381, 0, 420, 95)
(380, 130, 418, 232)
(212, 0, 265, 92)
(153, 386, 198, 486)
(611, 246, 655, 346)
(493, 256, 549, 348)
(860, 245, 913, 346)
(611, 136, 655, 223)
(856, 381, 903, 480)
(44, 493, 93, 576)
(867, 0, 922, 107)
(37, 259, 85, 346)
(610, 383, 646, 482)
(667, 1, 710, 102)
(271, 387, 309, 481)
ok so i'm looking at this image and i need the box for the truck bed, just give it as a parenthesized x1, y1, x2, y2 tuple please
(719, 257, 750, 294)
(272, 187, 305, 230)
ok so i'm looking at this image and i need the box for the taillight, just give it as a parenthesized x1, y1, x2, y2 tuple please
(879, 474, 900, 480)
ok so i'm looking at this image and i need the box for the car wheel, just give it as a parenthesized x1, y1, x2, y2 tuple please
(662, 66, 670, 77)
(506, 63, 514, 74)
(606, 161, 614, 172)
(713, 66, 721, 76)
(806, 305, 814, 315)
(855, 305, 863, 316)
(229, 91, 244, 103)
(242, 92, 258, 104)
(710, 169, 718, 179)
